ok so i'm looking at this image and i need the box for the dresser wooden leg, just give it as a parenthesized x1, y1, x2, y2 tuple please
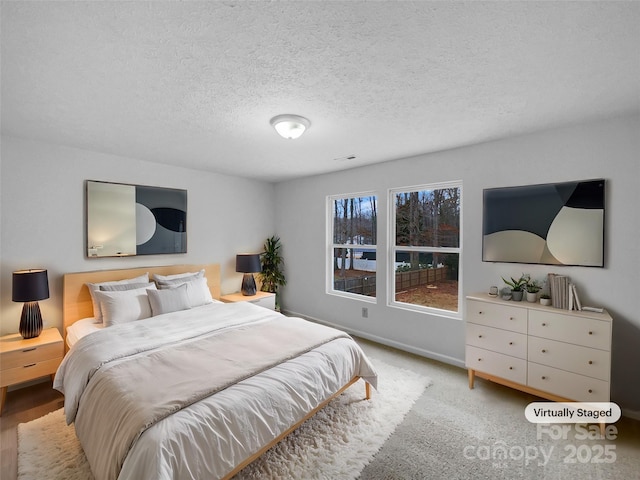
(468, 369, 475, 389)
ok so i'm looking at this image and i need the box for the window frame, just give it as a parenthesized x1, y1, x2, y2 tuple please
(387, 180, 463, 318)
(326, 192, 378, 303)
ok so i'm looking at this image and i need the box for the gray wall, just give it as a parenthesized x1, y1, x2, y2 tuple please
(0, 135, 276, 334)
(274, 114, 640, 417)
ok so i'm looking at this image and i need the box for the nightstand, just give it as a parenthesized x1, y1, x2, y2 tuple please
(0, 328, 64, 415)
(220, 291, 276, 310)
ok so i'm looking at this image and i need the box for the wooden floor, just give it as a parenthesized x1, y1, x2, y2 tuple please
(0, 380, 64, 480)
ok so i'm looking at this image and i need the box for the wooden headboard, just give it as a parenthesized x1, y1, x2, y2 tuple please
(62, 264, 221, 344)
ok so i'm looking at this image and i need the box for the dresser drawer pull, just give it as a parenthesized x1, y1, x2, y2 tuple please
(588, 360, 593, 365)
(22, 347, 37, 353)
(588, 331, 593, 335)
(23, 363, 37, 368)
(541, 376, 547, 380)
(542, 323, 547, 327)
(509, 366, 513, 370)
(588, 389, 593, 394)
(478, 358, 482, 362)
(541, 349, 546, 353)
(478, 311, 484, 315)
(509, 317, 514, 320)
(478, 335, 483, 338)
(509, 342, 513, 345)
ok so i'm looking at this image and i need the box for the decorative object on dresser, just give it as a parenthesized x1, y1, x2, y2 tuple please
(12, 269, 50, 339)
(501, 273, 529, 302)
(0, 328, 64, 415)
(465, 293, 612, 405)
(236, 253, 262, 296)
(220, 291, 276, 310)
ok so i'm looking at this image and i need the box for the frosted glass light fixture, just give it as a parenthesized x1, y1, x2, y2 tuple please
(270, 114, 310, 139)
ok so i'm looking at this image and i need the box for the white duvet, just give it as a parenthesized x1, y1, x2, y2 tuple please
(54, 302, 377, 480)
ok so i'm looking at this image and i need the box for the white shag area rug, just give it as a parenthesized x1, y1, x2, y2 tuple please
(18, 359, 431, 480)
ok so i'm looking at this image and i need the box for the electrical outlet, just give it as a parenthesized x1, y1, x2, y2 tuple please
(362, 307, 368, 318)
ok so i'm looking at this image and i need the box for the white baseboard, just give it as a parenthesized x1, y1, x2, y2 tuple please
(283, 309, 466, 369)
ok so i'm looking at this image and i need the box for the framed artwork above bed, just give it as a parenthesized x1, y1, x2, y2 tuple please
(86, 180, 187, 258)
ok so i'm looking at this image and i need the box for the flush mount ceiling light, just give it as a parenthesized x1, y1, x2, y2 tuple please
(270, 114, 310, 140)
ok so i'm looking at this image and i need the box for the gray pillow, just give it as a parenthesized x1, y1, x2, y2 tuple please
(87, 273, 149, 323)
(148, 283, 191, 316)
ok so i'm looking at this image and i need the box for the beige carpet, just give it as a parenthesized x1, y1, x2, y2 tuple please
(18, 359, 431, 480)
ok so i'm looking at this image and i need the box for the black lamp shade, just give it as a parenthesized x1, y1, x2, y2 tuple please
(13, 269, 49, 339)
(236, 254, 261, 296)
(236, 254, 262, 273)
(12, 269, 49, 302)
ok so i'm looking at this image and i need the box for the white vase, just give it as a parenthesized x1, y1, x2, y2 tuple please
(526, 292, 537, 303)
(540, 298, 552, 306)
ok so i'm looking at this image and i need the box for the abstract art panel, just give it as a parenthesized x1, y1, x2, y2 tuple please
(86, 180, 187, 257)
(482, 179, 604, 267)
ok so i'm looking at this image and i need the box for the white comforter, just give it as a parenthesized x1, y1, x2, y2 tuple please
(54, 302, 377, 480)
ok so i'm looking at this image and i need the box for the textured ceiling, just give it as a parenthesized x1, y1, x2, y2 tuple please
(2, 1, 639, 182)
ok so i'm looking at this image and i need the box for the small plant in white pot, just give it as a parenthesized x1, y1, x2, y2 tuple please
(525, 279, 541, 303)
(539, 293, 552, 306)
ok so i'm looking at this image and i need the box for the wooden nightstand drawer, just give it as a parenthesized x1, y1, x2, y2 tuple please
(1, 358, 62, 387)
(2, 342, 63, 370)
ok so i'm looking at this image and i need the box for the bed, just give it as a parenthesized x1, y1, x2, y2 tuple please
(54, 264, 377, 480)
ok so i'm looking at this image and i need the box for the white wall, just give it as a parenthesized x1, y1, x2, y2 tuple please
(0, 135, 276, 335)
(274, 114, 640, 415)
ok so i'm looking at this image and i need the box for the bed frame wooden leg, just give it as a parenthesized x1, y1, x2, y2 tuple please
(365, 382, 371, 400)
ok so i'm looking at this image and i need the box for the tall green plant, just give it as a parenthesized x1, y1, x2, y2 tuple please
(259, 236, 286, 294)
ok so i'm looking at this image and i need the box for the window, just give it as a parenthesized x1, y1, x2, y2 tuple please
(328, 194, 377, 300)
(389, 182, 462, 314)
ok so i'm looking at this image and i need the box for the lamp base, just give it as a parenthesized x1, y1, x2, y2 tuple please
(19, 301, 43, 339)
(241, 273, 257, 296)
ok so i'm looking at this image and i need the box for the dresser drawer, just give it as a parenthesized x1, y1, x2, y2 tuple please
(1, 342, 62, 370)
(528, 310, 610, 350)
(0, 358, 62, 387)
(466, 300, 527, 334)
(527, 362, 609, 402)
(466, 323, 527, 359)
(528, 336, 610, 381)
(466, 345, 527, 385)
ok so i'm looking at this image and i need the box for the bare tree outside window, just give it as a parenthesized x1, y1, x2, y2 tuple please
(392, 183, 461, 313)
(330, 195, 377, 298)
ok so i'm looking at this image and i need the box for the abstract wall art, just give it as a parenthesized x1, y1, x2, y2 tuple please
(482, 179, 605, 267)
(86, 180, 187, 257)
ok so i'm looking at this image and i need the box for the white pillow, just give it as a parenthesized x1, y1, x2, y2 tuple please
(153, 269, 204, 284)
(158, 276, 213, 308)
(93, 285, 156, 327)
(87, 273, 149, 323)
(148, 284, 191, 316)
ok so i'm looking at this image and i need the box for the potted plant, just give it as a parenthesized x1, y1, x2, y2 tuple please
(539, 293, 552, 306)
(502, 274, 529, 301)
(525, 279, 541, 303)
(258, 236, 286, 310)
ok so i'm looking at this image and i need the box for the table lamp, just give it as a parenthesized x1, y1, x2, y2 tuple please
(236, 254, 262, 296)
(12, 269, 49, 339)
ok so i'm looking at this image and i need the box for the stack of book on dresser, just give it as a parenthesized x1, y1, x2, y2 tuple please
(547, 273, 582, 311)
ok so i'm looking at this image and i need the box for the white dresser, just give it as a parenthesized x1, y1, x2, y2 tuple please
(465, 293, 612, 403)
